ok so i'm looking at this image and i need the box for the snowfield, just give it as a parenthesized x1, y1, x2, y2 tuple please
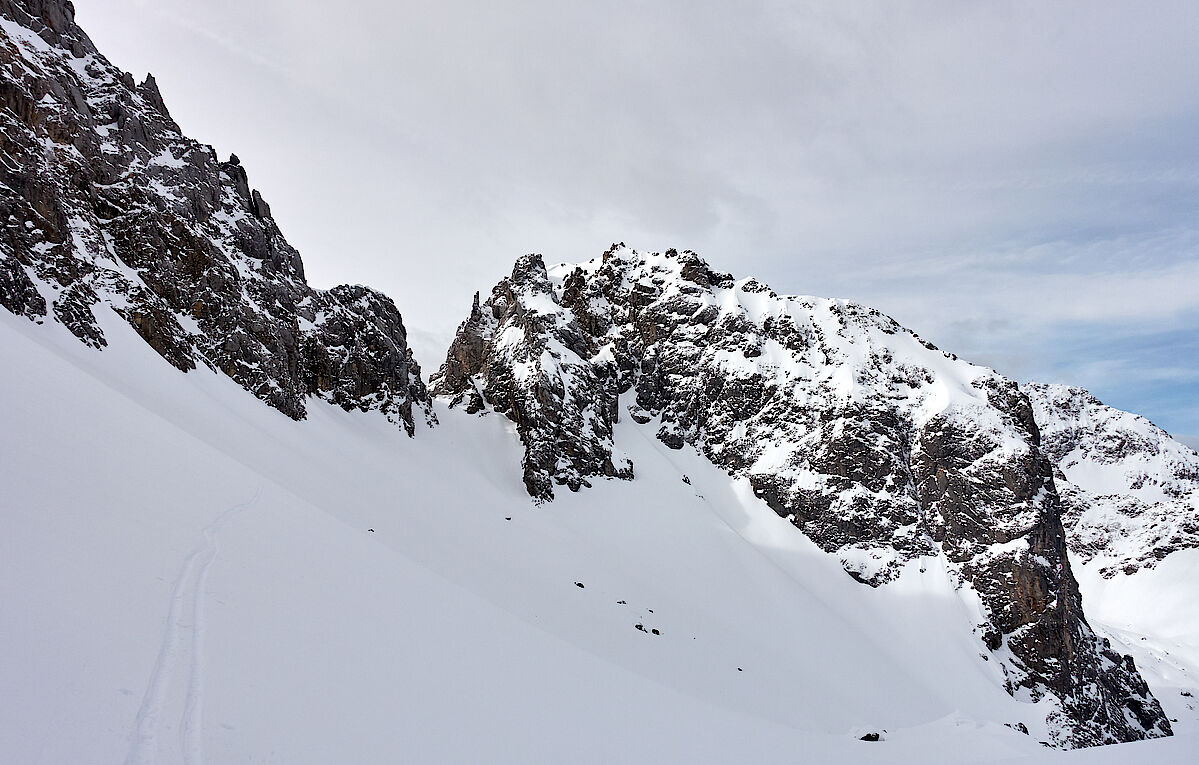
(1, 310, 1194, 763)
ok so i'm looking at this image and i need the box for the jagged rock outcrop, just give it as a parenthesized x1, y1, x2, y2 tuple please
(433, 245, 1170, 747)
(436, 254, 632, 496)
(1025, 383, 1199, 577)
(0, 0, 429, 432)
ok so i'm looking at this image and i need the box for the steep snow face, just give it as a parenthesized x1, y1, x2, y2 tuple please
(1074, 550, 1199, 740)
(432, 246, 1171, 748)
(3, 294, 1194, 765)
(0, 0, 429, 431)
(1025, 383, 1199, 577)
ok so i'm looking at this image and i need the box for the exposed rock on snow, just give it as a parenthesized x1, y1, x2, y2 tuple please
(435, 254, 632, 497)
(0, 0, 429, 432)
(433, 245, 1171, 747)
(1025, 383, 1199, 577)
(2, 1, 1189, 754)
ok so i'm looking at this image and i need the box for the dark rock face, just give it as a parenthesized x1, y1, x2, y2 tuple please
(0, 0, 429, 432)
(433, 245, 1170, 747)
(435, 254, 631, 497)
(1024, 383, 1199, 577)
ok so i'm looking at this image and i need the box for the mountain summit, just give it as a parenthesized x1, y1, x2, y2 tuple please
(1025, 383, 1199, 577)
(432, 245, 1171, 746)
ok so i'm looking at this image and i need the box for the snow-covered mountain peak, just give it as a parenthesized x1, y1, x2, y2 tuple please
(1025, 382, 1199, 577)
(549, 245, 1014, 427)
(432, 244, 1170, 747)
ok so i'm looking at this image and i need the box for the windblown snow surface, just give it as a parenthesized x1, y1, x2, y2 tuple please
(1, 310, 1194, 763)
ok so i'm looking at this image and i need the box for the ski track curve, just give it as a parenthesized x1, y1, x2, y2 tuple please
(124, 488, 261, 765)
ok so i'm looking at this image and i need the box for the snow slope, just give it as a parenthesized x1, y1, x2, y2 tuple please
(1, 290, 1192, 763)
(1074, 552, 1199, 738)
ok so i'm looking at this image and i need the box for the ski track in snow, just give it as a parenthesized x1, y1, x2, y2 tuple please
(124, 488, 261, 765)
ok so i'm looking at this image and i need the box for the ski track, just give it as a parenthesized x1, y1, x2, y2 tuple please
(124, 489, 261, 765)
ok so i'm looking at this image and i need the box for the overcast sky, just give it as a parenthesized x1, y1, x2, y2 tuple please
(77, 0, 1199, 442)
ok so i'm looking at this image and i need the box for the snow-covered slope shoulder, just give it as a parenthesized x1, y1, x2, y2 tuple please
(432, 245, 1171, 748)
(0, 0, 429, 431)
(1025, 383, 1199, 577)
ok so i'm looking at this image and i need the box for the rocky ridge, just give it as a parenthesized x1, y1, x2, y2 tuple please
(0, 0, 430, 431)
(432, 245, 1171, 748)
(1025, 383, 1199, 577)
(1, 0, 1185, 751)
